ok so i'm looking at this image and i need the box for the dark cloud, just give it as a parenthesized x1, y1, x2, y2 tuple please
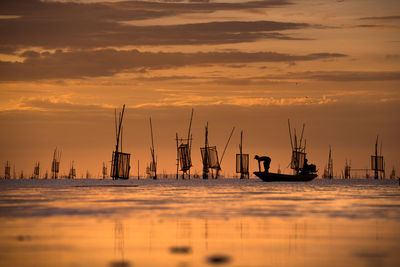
(133, 70, 400, 85)
(356, 24, 400, 30)
(386, 54, 400, 60)
(221, 71, 400, 83)
(0, 49, 346, 81)
(357, 24, 380, 28)
(20, 50, 40, 58)
(0, 19, 308, 51)
(1, 0, 291, 15)
(359, 16, 400, 20)
(0, 0, 298, 51)
(286, 71, 400, 82)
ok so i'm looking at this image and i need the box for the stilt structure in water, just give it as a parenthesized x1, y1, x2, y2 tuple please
(102, 162, 107, 179)
(236, 130, 249, 179)
(20, 171, 24, 179)
(137, 160, 140, 180)
(145, 164, 150, 178)
(51, 147, 61, 179)
(201, 123, 234, 179)
(344, 159, 351, 179)
(288, 120, 306, 175)
(4, 161, 11, 179)
(323, 146, 333, 179)
(176, 109, 193, 179)
(217, 127, 235, 178)
(68, 161, 76, 179)
(371, 135, 385, 179)
(390, 167, 396, 179)
(110, 104, 131, 180)
(33, 162, 40, 179)
(201, 122, 216, 179)
(149, 117, 157, 180)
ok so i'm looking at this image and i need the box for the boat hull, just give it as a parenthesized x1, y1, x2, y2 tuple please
(254, 171, 317, 182)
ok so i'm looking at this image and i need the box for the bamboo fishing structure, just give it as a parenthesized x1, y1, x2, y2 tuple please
(33, 162, 40, 179)
(344, 159, 351, 179)
(149, 117, 157, 180)
(68, 161, 76, 179)
(201, 123, 234, 179)
(51, 147, 61, 179)
(4, 161, 11, 179)
(110, 105, 131, 180)
(176, 109, 193, 179)
(202, 122, 210, 179)
(236, 130, 249, 179)
(323, 146, 333, 179)
(371, 135, 385, 179)
(216, 126, 235, 178)
(288, 120, 306, 175)
(102, 162, 107, 179)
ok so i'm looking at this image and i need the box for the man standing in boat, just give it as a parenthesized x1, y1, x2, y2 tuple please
(254, 155, 271, 173)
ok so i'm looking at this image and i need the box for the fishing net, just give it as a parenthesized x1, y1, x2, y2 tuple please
(178, 144, 192, 171)
(291, 151, 305, 170)
(236, 154, 249, 173)
(51, 160, 60, 173)
(111, 151, 131, 179)
(201, 146, 220, 169)
(371, 156, 384, 171)
(150, 161, 157, 172)
(34, 166, 40, 176)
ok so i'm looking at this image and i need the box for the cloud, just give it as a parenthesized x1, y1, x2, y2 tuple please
(5, 96, 113, 114)
(6, 94, 336, 115)
(213, 71, 400, 83)
(283, 71, 400, 82)
(0, 49, 347, 81)
(0, 0, 297, 51)
(359, 16, 400, 21)
(356, 24, 400, 30)
(131, 70, 400, 86)
(0, 20, 309, 50)
(386, 54, 400, 60)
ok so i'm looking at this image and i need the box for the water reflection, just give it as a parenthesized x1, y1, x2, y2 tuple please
(0, 179, 399, 267)
(111, 220, 130, 267)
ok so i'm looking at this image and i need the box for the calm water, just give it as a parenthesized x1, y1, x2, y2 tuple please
(0, 178, 399, 267)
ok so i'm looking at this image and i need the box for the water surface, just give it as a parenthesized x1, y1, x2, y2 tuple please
(0, 178, 399, 267)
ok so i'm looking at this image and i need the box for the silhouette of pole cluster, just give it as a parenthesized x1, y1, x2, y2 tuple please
(1, 106, 397, 180)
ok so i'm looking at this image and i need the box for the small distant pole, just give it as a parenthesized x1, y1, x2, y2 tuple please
(202, 122, 209, 179)
(374, 136, 378, 179)
(176, 133, 179, 179)
(240, 130, 243, 179)
(138, 160, 140, 180)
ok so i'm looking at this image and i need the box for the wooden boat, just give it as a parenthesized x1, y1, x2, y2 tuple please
(254, 171, 317, 182)
(253, 120, 317, 182)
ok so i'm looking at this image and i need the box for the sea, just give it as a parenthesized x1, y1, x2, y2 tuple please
(0, 178, 399, 267)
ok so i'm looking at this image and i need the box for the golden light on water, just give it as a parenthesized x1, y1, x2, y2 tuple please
(0, 179, 399, 266)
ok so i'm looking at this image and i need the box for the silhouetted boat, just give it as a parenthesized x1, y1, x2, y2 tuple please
(254, 119, 317, 182)
(254, 171, 317, 182)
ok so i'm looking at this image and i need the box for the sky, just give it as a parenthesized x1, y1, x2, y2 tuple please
(0, 0, 399, 178)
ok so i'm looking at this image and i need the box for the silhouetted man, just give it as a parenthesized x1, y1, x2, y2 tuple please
(255, 155, 271, 173)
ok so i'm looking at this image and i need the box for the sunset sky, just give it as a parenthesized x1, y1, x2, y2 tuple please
(0, 0, 399, 177)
